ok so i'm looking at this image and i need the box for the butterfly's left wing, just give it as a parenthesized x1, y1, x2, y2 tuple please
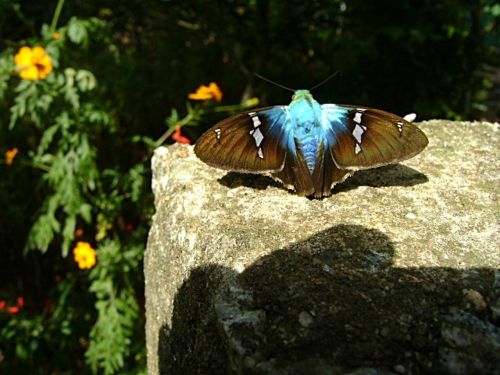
(194, 106, 291, 173)
(321, 104, 428, 170)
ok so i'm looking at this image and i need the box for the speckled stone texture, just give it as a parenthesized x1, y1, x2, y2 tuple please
(145, 121, 499, 375)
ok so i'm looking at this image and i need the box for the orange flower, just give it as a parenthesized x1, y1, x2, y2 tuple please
(0, 299, 23, 314)
(171, 126, 191, 144)
(15, 46, 53, 80)
(7, 306, 20, 315)
(73, 241, 97, 269)
(5, 148, 18, 165)
(53, 32, 61, 40)
(188, 82, 223, 102)
(74, 228, 84, 237)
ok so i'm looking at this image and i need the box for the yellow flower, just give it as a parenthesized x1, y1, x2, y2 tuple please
(73, 241, 97, 270)
(188, 82, 223, 102)
(52, 32, 61, 40)
(5, 148, 19, 165)
(15, 46, 53, 80)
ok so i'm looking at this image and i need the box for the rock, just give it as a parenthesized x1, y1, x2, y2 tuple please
(491, 270, 500, 322)
(462, 288, 487, 311)
(439, 311, 500, 374)
(298, 311, 314, 328)
(145, 121, 499, 375)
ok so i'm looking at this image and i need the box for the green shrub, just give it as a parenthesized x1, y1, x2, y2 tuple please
(0, 4, 255, 372)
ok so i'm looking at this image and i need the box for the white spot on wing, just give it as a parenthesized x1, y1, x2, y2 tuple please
(252, 127, 264, 147)
(252, 116, 261, 127)
(257, 147, 264, 159)
(248, 112, 256, 116)
(403, 113, 416, 122)
(214, 128, 221, 140)
(353, 112, 363, 123)
(355, 144, 362, 154)
(352, 124, 365, 143)
(395, 121, 404, 133)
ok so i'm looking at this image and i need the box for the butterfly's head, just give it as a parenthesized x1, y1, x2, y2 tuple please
(292, 89, 313, 101)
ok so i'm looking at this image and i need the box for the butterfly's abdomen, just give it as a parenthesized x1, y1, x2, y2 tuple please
(289, 96, 324, 173)
(295, 122, 322, 172)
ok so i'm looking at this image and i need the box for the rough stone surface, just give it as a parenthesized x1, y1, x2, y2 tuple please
(145, 121, 499, 375)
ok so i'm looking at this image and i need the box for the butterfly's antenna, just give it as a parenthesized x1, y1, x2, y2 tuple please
(255, 73, 296, 92)
(309, 71, 340, 91)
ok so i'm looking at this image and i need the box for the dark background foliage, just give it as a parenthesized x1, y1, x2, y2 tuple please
(0, 0, 498, 373)
(2, 0, 498, 127)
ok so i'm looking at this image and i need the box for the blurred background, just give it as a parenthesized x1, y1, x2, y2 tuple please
(0, 0, 498, 373)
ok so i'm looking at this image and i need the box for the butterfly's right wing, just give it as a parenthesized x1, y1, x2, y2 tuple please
(321, 104, 428, 170)
(194, 106, 291, 173)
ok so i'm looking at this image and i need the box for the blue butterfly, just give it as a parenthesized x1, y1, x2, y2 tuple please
(194, 89, 428, 198)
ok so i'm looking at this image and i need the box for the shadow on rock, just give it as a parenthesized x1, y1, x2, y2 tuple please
(158, 225, 498, 375)
(218, 172, 281, 191)
(158, 265, 234, 375)
(336, 164, 429, 192)
(217, 164, 428, 195)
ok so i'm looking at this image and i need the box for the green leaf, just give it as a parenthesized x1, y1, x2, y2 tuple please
(26, 214, 58, 252)
(64, 69, 80, 109)
(67, 19, 88, 45)
(16, 343, 28, 360)
(80, 203, 92, 223)
(61, 215, 76, 257)
(165, 108, 179, 128)
(76, 70, 96, 91)
(0, 53, 14, 100)
(38, 124, 60, 155)
(85, 241, 143, 374)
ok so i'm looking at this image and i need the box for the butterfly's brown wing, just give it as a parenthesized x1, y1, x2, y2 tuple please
(194, 106, 290, 172)
(322, 104, 428, 170)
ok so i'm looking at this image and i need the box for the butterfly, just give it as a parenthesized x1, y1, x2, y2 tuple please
(194, 89, 428, 198)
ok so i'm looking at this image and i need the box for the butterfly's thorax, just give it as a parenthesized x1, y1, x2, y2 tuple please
(289, 90, 323, 172)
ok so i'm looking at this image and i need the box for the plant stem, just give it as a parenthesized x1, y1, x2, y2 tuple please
(50, 0, 66, 32)
(28, 161, 50, 172)
(213, 104, 243, 112)
(155, 111, 196, 147)
(213, 100, 258, 113)
(155, 127, 177, 147)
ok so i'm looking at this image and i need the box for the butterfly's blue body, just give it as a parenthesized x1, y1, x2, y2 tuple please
(194, 88, 428, 198)
(288, 90, 347, 171)
(289, 90, 322, 171)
